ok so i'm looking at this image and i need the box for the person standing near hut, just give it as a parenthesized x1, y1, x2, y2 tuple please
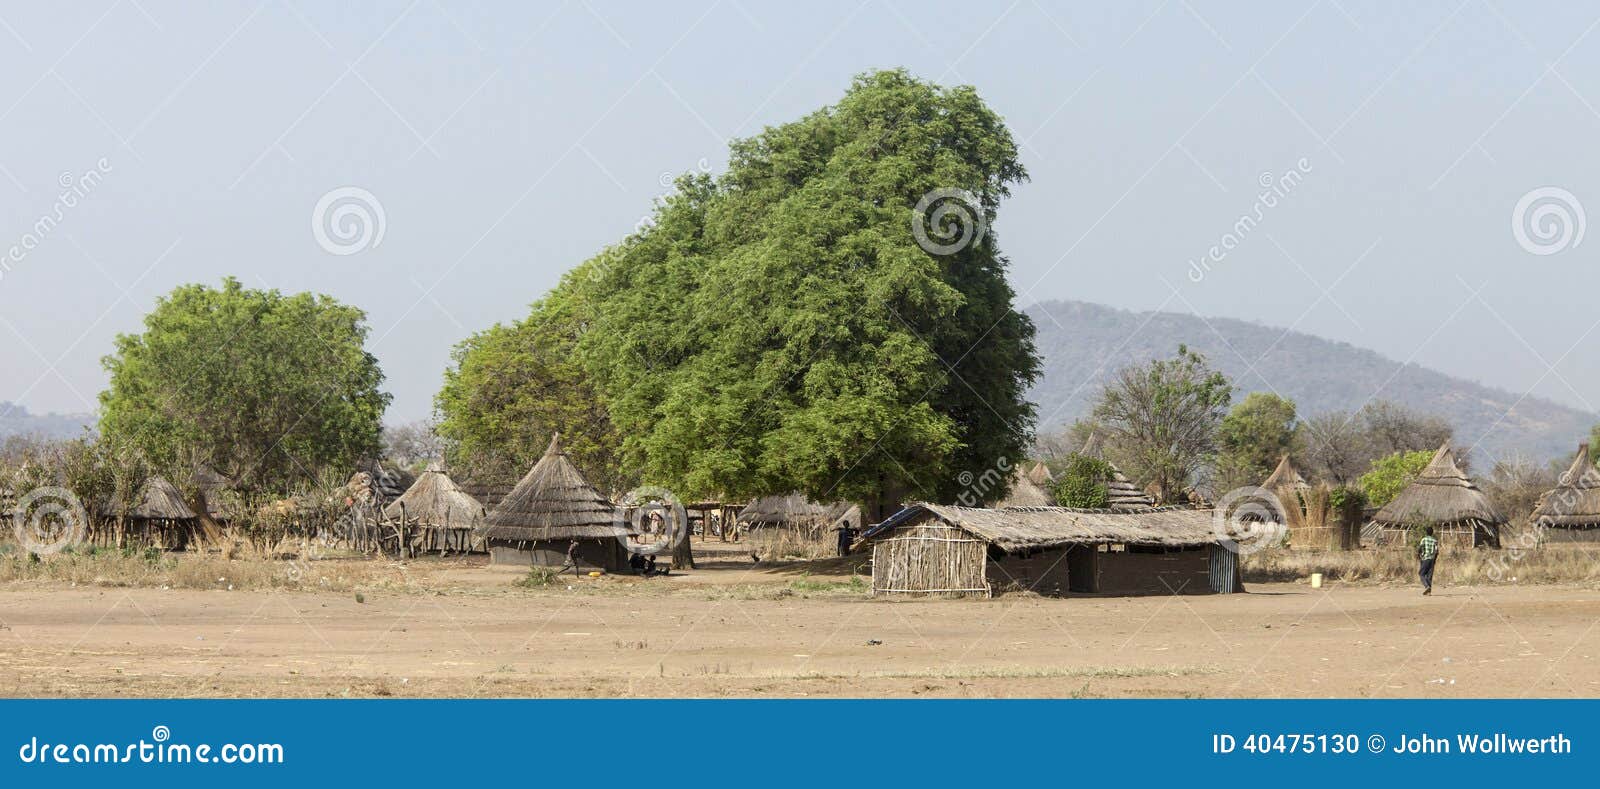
(563, 539, 582, 576)
(836, 524, 856, 556)
(1416, 526, 1439, 595)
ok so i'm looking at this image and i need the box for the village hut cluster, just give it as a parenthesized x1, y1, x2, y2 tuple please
(10, 420, 1599, 600)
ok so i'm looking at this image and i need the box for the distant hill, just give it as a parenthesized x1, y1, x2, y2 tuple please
(0, 402, 93, 441)
(1024, 301, 1596, 465)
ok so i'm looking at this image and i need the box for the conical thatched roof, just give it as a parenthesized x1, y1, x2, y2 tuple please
(1105, 466, 1157, 511)
(1530, 444, 1600, 528)
(481, 434, 622, 541)
(383, 463, 486, 527)
(1371, 442, 1504, 527)
(127, 476, 198, 521)
(1262, 455, 1310, 492)
(997, 466, 1053, 507)
(1025, 462, 1054, 486)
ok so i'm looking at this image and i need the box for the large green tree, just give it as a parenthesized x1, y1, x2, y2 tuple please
(100, 278, 389, 496)
(1215, 392, 1299, 492)
(435, 268, 628, 493)
(1092, 345, 1232, 503)
(574, 69, 1038, 515)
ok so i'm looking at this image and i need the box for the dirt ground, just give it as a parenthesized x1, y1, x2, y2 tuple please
(2, 542, 1597, 698)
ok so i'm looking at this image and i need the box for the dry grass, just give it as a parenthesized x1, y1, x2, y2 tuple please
(1244, 543, 1600, 586)
(0, 540, 444, 593)
(746, 528, 836, 561)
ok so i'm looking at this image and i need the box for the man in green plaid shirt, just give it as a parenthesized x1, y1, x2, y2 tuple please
(1416, 526, 1439, 596)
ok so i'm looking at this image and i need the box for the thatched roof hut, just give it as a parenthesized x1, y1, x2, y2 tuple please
(1261, 455, 1309, 493)
(1106, 466, 1158, 511)
(1529, 444, 1600, 538)
(481, 434, 628, 569)
(736, 493, 857, 532)
(996, 464, 1053, 507)
(1367, 442, 1504, 547)
(124, 476, 199, 521)
(1025, 462, 1054, 486)
(383, 463, 485, 527)
(859, 503, 1245, 597)
(1077, 431, 1157, 511)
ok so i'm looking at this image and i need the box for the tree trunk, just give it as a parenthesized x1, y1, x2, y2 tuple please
(672, 526, 695, 570)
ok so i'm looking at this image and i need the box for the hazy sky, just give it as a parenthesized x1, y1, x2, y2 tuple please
(2, 0, 1597, 426)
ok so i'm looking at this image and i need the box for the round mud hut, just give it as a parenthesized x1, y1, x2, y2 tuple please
(1365, 442, 1504, 548)
(481, 434, 630, 570)
(1528, 443, 1600, 542)
(383, 463, 487, 553)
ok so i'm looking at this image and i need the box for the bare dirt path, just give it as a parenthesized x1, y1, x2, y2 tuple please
(3, 549, 1597, 698)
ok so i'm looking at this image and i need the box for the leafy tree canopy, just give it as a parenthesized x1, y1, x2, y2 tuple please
(569, 69, 1038, 511)
(434, 268, 628, 493)
(1216, 392, 1299, 492)
(1358, 449, 1434, 509)
(1092, 345, 1232, 503)
(100, 277, 389, 495)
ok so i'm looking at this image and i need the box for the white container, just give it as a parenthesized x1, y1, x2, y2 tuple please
(1310, 572, 1324, 589)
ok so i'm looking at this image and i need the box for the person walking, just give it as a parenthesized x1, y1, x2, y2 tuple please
(1416, 526, 1439, 595)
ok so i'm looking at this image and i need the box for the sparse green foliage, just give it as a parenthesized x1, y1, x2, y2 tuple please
(1358, 449, 1434, 508)
(1092, 345, 1232, 503)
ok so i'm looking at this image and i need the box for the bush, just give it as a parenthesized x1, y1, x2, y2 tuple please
(1051, 454, 1114, 508)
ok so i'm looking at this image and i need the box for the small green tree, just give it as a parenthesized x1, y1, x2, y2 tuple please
(1092, 345, 1232, 503)
(1358, 449, 1434, 509)
(100, 278, 389, 498)
(1215, 392, 1298, 491)
(1050, 454, 1113, 508)
(1590, 424, 1599, 465)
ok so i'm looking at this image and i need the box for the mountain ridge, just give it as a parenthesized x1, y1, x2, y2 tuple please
(1023, 300, 1595, 465)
